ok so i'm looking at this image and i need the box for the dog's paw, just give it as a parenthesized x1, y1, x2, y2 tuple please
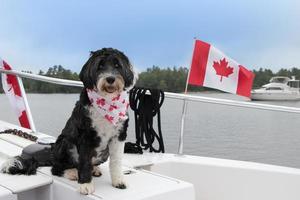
(92, 166, 102, 177)
(63, 168, 78, 181)
(79, 182, 95, 195)
(112, 179, 127, 189)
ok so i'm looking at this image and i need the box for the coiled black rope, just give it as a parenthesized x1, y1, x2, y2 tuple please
(127, 87, 165, 153)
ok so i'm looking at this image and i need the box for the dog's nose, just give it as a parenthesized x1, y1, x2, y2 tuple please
(106, 76, 115, 84)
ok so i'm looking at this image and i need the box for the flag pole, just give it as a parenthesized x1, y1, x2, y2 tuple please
(184, 37, 197, 94)
(184, 68, 191, 94)
(178, 37, 197, 155)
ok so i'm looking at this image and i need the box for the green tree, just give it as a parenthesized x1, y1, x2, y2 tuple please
(1, 65, 300, 94)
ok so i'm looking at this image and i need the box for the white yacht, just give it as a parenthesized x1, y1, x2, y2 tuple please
(251, 76, 300, 101)
(1, 69, 300, 200)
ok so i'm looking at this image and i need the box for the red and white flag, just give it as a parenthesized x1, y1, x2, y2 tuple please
(188, 40, 255, 97)
(1, 58, 31, 129)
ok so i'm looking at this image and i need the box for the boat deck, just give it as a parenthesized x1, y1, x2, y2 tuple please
(0, 120, 194, 200)
(2, 120, 300, 200)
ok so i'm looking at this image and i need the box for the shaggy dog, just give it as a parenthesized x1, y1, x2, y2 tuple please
(1, 48, 136, 195)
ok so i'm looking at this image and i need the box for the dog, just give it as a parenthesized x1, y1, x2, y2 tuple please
(1, 48, 137, 195)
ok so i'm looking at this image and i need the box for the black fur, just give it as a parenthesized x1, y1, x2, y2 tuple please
(6, 156, 39, 175)
(51, 89, 99, 180)
(2, 48, 134, 187)
(80, 48, 134, 89)
(118, 117, 129, 142)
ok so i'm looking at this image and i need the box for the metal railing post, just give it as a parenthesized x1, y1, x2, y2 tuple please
(178, 99, 188, 155)
(16, 76, 37, 133)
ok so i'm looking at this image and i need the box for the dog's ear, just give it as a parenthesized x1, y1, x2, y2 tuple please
(117, 51, 136, 88)
(124, 64, 135, 88)
(79, 60, 94, 89)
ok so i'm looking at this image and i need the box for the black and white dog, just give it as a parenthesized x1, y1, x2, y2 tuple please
(1, 48, 137, 195)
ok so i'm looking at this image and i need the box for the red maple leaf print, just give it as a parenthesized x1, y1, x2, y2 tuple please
(119, 112, 125, 117)
(105, 114, 114, 122)
(212, 58, 234, 82)
(109, 105, 118, 111)
(3, 62, 22, 96)
(96, 98, 105, 106)
(112, 95, 120, 101)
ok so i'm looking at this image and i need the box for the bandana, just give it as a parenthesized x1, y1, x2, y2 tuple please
(87, 89, 129, 126)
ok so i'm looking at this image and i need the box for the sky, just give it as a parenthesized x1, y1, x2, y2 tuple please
(0, 0, 300, 73)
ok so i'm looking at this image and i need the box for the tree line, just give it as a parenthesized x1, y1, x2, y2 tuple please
(1, 65, 300, 93)
(0, 65, 81, 93)
(137, 66, 300, 92)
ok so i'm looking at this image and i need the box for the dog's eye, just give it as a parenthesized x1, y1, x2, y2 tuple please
(98, 65, 104, 70)
(115, 63, 120, 68)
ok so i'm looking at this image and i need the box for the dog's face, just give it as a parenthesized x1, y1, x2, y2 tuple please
(79, 48, 136, 98)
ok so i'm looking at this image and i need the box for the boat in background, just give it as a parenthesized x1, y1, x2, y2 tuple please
(251, 76, 300, 101)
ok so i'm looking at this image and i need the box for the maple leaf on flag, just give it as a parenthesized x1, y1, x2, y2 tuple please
(212, 58, 234, 82)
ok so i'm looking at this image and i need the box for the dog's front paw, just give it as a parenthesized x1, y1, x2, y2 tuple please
(112, 179, 127, 189)
(79, 182, 95, 195)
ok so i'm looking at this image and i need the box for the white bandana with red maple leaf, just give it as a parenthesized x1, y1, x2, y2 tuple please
(87, 89, 129, 126)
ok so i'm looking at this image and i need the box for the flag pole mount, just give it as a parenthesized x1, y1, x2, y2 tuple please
(178, 37, 197, 155)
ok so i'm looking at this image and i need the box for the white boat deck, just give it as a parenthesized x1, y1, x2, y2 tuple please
(0, 120, 195, 200)
(2, 120, 300, 200)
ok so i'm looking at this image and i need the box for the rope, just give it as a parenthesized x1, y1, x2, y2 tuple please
(0, 129, 37, 142)
(127, 87, 165, 153)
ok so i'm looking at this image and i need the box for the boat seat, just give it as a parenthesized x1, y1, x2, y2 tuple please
(38, 163, 194, 200)
(0, 186, 16, 200)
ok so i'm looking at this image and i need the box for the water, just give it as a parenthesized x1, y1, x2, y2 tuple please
(1, 93, 300, 168)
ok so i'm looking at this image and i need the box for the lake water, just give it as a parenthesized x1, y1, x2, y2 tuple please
(1, 93, 300, 168)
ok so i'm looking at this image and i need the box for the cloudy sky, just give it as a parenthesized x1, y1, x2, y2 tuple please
(0, 0, 300, 73)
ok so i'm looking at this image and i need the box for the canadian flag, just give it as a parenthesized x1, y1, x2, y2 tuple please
(1, 58, 31, 129)
(188, 40, 255, 97)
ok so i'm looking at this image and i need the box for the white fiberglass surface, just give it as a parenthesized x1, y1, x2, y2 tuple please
(149, 160, 300, 200)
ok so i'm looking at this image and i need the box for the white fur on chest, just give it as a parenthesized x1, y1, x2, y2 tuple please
(69, 106, 125, 164)
(88, 106, 123, 150)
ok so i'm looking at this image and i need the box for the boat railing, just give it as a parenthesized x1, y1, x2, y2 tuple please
(1, 68, 300, 155)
